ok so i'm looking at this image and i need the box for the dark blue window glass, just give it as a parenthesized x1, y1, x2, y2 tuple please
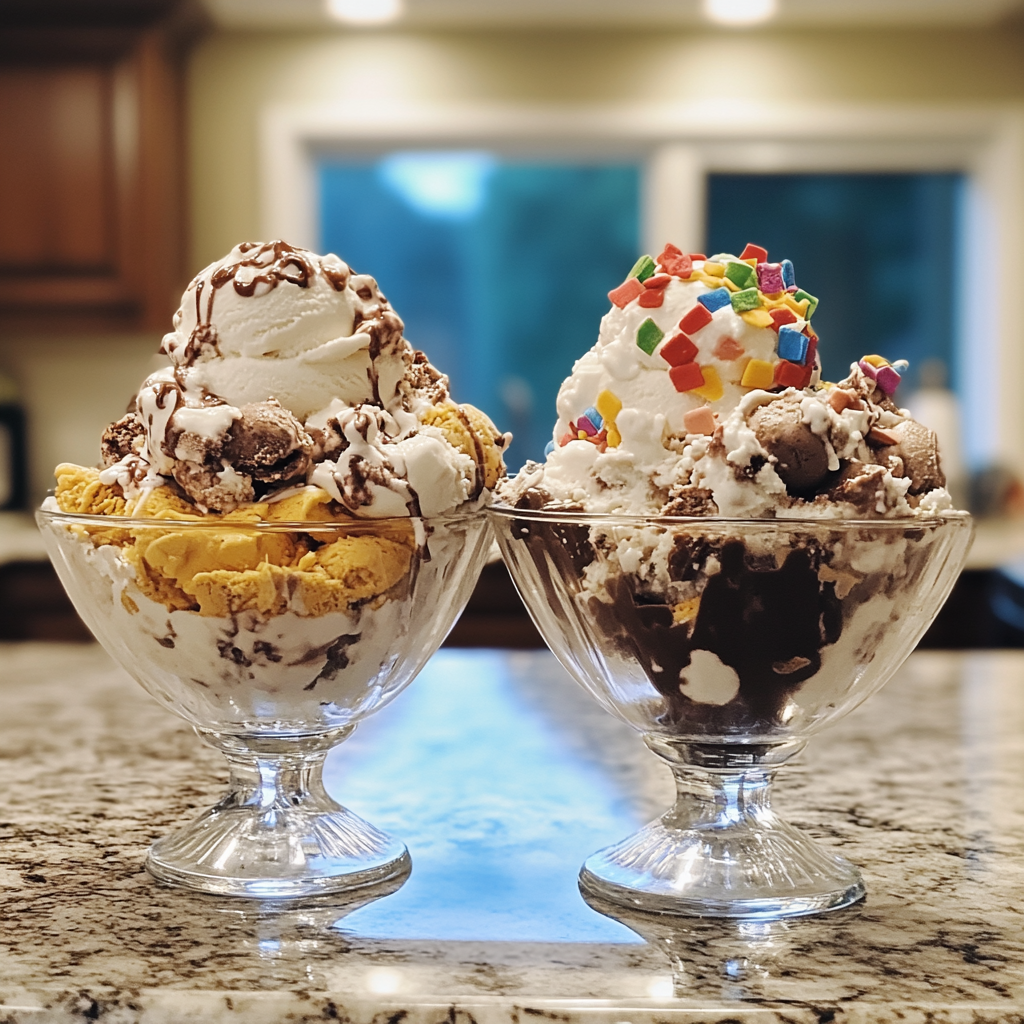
(319, 154, 640, 469)
(707, 173, 962, 390)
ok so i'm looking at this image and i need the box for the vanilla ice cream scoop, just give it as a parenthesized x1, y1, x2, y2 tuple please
(97, 241, 510, 514)
(503, 242, 952, 519)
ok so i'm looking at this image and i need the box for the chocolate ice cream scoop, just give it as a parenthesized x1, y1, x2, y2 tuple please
(224, 400, 313, 485)
(749, 400, 830, 495)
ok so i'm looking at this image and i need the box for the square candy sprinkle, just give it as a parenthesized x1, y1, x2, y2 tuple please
(679, 304, 714, 334)
(730, 288, 761, 313)
(777, 325, 809, 363)
(698, 288, 732, 313)
(638, 288, 665, 308)
(669, 362, 705, 393)
(683, 406, 717, 435)
(636, 318, 665, 355)
(692, 365, 723, 402)
(740, 243, 768, 262)
(756, 262, 785, 294)
(596, 389, 622, 421)
(713, 336, 745, 360)
(660, 333, 698, 366)
(781, 259, 795, 289)
(608, 278, 644, 308)
(628, 255, 656, 282)
(725, 261, 757, 289)
(741, 358, 775, 390)
(741, 308, 775, 328)
(774, 359, 812, 389)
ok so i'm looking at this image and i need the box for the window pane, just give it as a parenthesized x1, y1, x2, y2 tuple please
(707, 172, 962, 391)
(319, 154, 640, 468)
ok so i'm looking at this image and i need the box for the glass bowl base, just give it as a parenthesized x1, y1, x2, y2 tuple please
(146, 804, 412, 899)
(579, 819, 866, 919)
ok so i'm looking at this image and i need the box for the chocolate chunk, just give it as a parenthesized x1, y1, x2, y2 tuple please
(100, 414, 144, 467)
(223, 400, 313, 486)
(874, 419, 945, 495)
(749, 399, 830, 494)
(826, 461, 889, 513)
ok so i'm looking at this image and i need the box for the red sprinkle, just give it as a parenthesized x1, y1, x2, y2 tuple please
(713, 336, 745, 361)
(643, 274, 672, 289)
(774, 360, 812, 389)
(660, 333, 698, 366)
(804, 334, 819, 368)
(689, 253, 707, 261)
(608, 278, 644, 308)
(669, 362, 705, 393)
(679, 304, 714, 334)
(638, 288, 665, 308)
(740, 243, 768, 262)
(559, 431, 573, 447)
(769, 307, 798, 332)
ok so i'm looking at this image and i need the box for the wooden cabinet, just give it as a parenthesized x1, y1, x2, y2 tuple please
(0, 5, 198, 332)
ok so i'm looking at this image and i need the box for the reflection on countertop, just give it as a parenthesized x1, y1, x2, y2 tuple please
(0, 644, 1021, 1021)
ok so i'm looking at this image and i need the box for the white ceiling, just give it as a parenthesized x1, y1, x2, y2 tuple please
(205, 0, 1024, 30)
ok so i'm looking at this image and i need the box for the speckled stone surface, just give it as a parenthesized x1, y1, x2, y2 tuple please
(0, 643, 1021, 1022)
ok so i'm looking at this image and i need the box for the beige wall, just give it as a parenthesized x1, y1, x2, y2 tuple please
(189, 25, 1024, 269)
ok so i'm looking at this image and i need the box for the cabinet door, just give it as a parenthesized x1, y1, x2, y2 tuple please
(0, 31, 185, 332)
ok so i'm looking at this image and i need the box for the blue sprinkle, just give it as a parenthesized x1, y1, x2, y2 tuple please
(697, 287, 732, 313)
(582, 406, 603, 429)
(781, 260, 795, 289)
(778, 325, 809, 363)
(544, 440, 556, 456)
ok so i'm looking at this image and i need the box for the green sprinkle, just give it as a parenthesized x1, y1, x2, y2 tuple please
(730, 288, 761, 312)
(724, 260, 757, 289)
(636, 318, 664, 355)
(794, 289, 819, 318)
(628, 255, 656, 283)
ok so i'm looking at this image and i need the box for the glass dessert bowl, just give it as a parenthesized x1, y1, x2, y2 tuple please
(39, 507, 491, 898)
(491, 506, 974, 918)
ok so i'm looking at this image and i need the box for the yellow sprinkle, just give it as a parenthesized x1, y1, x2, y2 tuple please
(577, 430, 588, 440)
(691, 364, 723, 402)
(862, 354, 889, 368)
(719, 276, 739, 293)
(595, 388, 622, 422)
(784, 296, 810, 318)
(760, 292, 787, 306)
(606, 423, 622, 448)
(741, 358, 776, 390)
(703, 262, 725, 277)
(742, 257, 758, 267)
(741, 308, 775, 328)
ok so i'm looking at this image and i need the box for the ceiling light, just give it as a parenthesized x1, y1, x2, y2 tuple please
(325, 0, 404, 26)
(702, 0, 778, 26)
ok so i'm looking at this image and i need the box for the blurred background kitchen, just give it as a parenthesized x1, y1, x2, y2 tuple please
(3, 0, 1024, 645)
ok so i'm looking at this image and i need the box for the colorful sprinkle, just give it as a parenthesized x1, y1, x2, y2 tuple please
(777, 325, 809, 363)
(628, 255, 656, 282)
(606, 424, 622, 448)
(660, 333, 698, 366)
(703, 261, 725, 277)
(741, 308, 775, 328)
(875, 365, 902, 395)
(713, 336, 745, 360)
(669, 362, 705, 393)
(679, 304, 714, 334)
(583, 406, 603, 428)
(683, 406, 717, 436)
(794, 288, 818, 318)
(774, 359, 812, 389)
(756, 262, 785, 294)
(741, 358, 776, 390)
(740, 242, 769, 262)
(596, 389, 622, 422)
(636, 318, 665, 355)
(657, 244, 693, 278)
(730, 287, 761, 313)
(769, 307, 798, 332)
(638, 288, 665, 308)
(608, 278, 644, 308)
(725, 261, 757, 290)
(781, 259, 795, 289)
(576, 415, 600, 437)
(691, 365, 723, 402)
(544, 440, 555, 456)
(698, 287, 732, 313)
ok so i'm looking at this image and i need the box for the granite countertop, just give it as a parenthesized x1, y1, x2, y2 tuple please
(0, 643, 1022, 1022)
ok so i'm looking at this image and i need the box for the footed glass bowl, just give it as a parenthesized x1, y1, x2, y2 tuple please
(490, 507, 973, 918)
(38, 507, 491, 898)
